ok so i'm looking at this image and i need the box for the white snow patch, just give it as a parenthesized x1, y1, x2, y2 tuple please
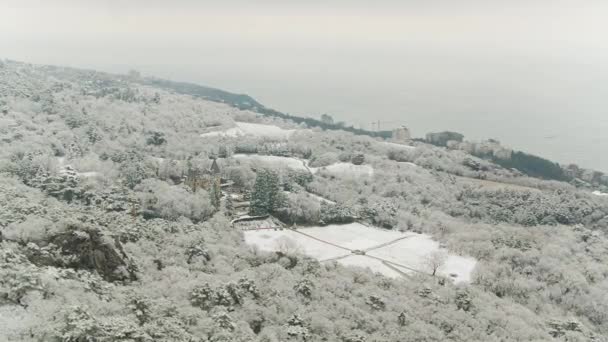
(305, 192, 336, 204)
(76, 171, 100, 178)
(244, 229, 347, 261)
(0, 305, 31, 341)
(592, 191, 608, 197)
(301, 223, 406, 250)
(201, 122, 296, 139)
(311, 163, 374, 177)
(200, 126, 244, 138)
(233, 154, 308, 171)
(236, 122, 296, 139)
(243, 222, 477, 283)
(367, 235, 477, 283)
(338, 255, 405, 278)
(380, 141, 415, 150)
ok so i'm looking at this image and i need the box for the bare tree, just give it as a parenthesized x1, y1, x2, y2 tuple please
(275, 236, 302, 255)
(424, 251, 448, 276)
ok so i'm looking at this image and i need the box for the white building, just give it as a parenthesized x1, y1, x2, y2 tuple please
(392, 126, 411, 142)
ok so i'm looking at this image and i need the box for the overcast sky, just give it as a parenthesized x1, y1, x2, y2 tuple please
(1, 0, 607, 170)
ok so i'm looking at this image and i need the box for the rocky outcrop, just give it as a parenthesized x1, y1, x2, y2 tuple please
(25, 224, 137, 282)
(351, 153, 365, 165)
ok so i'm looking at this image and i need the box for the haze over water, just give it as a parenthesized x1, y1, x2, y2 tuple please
(2, 0, 607, 171)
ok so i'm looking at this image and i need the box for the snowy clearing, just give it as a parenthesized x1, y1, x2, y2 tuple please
(230, 154, 374, 178)
(244, 223, 476, 283)
(200, 127, 243, 138)
(310, 163, 374, 177)
(232, 154, 308, 171)
(457, 176, 540, 192)
(283, 191, 336, 205)
(304, 192, 336, 204)
(380, 141, 415, 150)
(201, 122, 296, 139)
(398, 161, 418, 167)
(57, 157, 101, 178)
(75, 171, 101, 178)
(366, 234, 477, 283)
(338, 255, 405, 278)
(244, 229, 347, 261)
(151, 157, 166, 164)
(592, 191, 608, 197)
(236, 122, 296, 139)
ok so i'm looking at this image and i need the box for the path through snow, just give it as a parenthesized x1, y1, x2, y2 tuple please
(244, 222, 476, 283)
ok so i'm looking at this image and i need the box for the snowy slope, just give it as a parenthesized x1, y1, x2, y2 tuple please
(379, 141, 415, 150)
(311, 163, 374, 177)
(201, 122, 296, 139)
(232, 154, 308, 171)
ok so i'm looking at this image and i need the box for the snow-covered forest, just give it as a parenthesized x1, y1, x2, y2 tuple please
(1, 59, 608, 341)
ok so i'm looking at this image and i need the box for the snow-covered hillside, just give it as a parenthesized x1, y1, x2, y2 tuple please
(231, 154, 375, 178)
(201, 122, 297, 139)
(311, 163, 374, 177)
(232, 154, 308, 171)
(3, 59, 608, 341)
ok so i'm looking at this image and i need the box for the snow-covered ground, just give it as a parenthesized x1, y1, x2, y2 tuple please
(304, 192, 336, 204)
(201, 122, 296, 139)
(200, 127, 243, 138)
(244, 223, 476, 283)
(57, 157, 101, 178)
(244, 229, 347, 261)
(283, 191, 336, 205)
(151, 156, 166, 164)
(380, 141, 415, 150)
(310, 163, 374, 177)
(592, 191, 608, 197)
(75, 171, 101, 178)
(366, 234, 477, 283)
(230, 153, 374, 178)
(232, 154, 308, 171)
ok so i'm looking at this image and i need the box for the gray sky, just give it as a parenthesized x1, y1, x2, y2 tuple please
(1, 0, 607, 170)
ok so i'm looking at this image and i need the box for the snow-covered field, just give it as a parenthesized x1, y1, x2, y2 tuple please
(244, 223, 476, 283)
(380, 141, 415, 150)
(232, 154, 308, 171)
(244, 229, 347, 261)
(311, 163, 374, 177)
(592, 191, 608, 197)
(304, 192, 336, 204)
(231, 154, 374, 178)
(57, 157, 101, 178)
(201, 122, 296, 139)
(230, 151, 377, 179)
(75, 171, 101, 178)
(398, 161, 418, 167)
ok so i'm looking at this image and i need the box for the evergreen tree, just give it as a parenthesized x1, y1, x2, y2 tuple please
(250, 169, 282, 216)
(209, 178, 221, 209)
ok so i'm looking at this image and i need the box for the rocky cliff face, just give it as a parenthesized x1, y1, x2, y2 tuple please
(25, 224, 137, 282)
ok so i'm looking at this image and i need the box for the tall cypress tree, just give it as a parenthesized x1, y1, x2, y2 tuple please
(250, 169, 282, 215)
